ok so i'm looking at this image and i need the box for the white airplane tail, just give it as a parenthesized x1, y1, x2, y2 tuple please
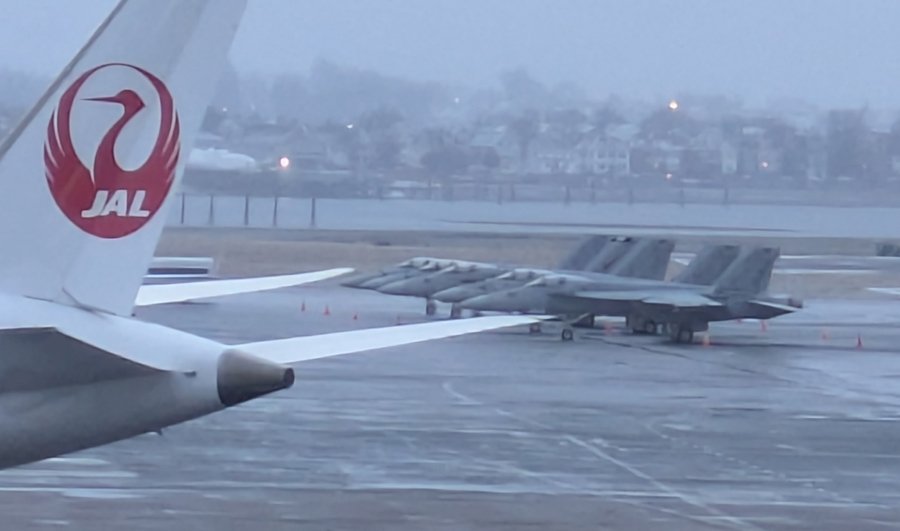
(0, 0, 245, 315)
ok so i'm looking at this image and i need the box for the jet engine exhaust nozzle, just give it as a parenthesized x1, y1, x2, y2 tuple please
(217, 350, 295, 407)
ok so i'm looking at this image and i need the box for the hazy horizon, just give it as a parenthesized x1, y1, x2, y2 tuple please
(1, 1, 898, 108)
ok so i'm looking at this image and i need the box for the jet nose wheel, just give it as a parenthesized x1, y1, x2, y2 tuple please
(561, 328, 574, 341)
(643, 320, 658, 335)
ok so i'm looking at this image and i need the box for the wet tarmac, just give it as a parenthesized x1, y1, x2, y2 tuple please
(4, 283, 900, 530)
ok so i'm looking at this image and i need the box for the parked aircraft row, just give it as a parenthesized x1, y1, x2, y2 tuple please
(344, 236, 803, 343)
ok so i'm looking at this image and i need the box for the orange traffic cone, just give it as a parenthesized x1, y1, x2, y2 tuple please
(821, 329, 830, 341)
(301, 300, 306, 312)
(323, 305, 331, 317)
(856, 334, 863, 349)
(760, 320, 768, 332)
(352, 312, 358, 321)
(702, 333, 711, 347)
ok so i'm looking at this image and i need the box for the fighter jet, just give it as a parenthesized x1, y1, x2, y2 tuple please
(433, 235, 651, 306)
(547, 246, 802, 343)
(460, 243, 741, 337)
(382, 237, 673, 317)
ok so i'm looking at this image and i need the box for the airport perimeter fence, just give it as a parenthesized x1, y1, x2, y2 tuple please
(168, 190, 728, 230)
(166, 184, 896, 230)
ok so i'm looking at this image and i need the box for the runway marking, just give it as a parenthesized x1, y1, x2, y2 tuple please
(442, 381, 480, 405)
(645, 422, 861, 506)
(442, 380, 762, 531)
(559, 434, 763, 531)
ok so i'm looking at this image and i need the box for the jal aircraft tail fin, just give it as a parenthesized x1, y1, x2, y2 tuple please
(671, 244, 741, 286)
(712, 246, 780, 297)
(556, 234, 609, 270)
(0, 0, 245, 316)
(606, 238, 675, 280)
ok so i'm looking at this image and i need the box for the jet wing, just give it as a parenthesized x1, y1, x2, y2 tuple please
(568, 290, 719, 308)
(636, 292, 722, 309)
(568, 290, 718, 307)
(570, 290, 659, 302)
(239, 315, 546, 365)
(135, 268, 353, 306)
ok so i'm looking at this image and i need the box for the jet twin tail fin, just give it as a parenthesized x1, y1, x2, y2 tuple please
(606, 238, 675, 280)
(712, 246, 780, 297)
(672, 244, 741, 286)
(556, 235, 609, 270)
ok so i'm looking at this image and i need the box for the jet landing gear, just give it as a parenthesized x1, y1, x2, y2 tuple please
(667, 322, 707, 344)
(450, 304, 463, 319)
(558, 313, 592, 341)
(627, 315, 659, 335)
(425, 300, 437, 316)
(528, 322, 542, 334)
(669, 326, 694, 344)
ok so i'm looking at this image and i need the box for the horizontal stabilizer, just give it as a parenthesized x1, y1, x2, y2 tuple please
(135, 268, 353, 306)
(747, 299, 799, 314)
(239, 315, 546, 365)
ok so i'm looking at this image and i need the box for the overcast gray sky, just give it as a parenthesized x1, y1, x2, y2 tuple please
(0, 0, 899, 107)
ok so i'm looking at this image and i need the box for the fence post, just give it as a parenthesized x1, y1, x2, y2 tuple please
(309, 197, 317, 228)
(179, 194, 186, 224)
(243, 195, 250, 226)
(272, 196, 279, 227)
(207, 195, 215, 226)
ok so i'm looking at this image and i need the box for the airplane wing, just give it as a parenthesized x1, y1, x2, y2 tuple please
(239, 315, 546, 365)
(135, 268, 353, 306)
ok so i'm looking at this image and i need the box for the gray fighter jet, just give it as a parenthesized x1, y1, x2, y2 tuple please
(460, 243, 742, 335)
(547, 246, 801, 343)
(381, 237, 673, 316)
(433, 235, 659, 305)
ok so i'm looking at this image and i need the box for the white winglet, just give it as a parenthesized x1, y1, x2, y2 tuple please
(239, 315, 546, 365)
(135, 268, 353, 306)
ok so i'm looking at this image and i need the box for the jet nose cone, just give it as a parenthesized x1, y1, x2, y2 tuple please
(358, 277, 392, 290)
(378, 280, 419, 295)
(460, 293, 505, 311)
(217, 350, 294, 407)
(341, 272, 382, 288)
(433, 286, 473, 303)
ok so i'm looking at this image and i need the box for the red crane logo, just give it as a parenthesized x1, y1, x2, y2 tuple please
(44, 63, 180, 239)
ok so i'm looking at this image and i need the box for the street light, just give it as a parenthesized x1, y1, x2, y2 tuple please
(279, 156, 291, 169)
(668, 100, 679, 111)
